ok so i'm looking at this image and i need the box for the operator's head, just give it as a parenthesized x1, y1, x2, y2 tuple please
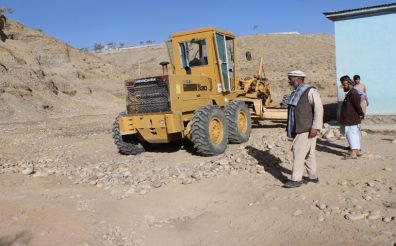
(287, 70, 306, 89)
(340, 75, 354, 92)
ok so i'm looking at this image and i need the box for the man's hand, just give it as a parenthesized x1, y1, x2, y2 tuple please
(309, 128, 318, 138)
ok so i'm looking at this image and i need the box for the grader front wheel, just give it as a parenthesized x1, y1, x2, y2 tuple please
(191, 105, 228, 156)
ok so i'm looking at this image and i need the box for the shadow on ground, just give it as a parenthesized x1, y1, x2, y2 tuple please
(246, 145, 290, 183)
(316, 139, 346, 156)
(0, 231, 32, 246)
(145, 139, 199, 155)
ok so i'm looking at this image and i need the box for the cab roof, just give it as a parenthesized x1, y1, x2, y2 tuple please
(171, 27, 235, 38)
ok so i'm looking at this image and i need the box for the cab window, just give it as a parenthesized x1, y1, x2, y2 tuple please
(179, 39, 208, 68)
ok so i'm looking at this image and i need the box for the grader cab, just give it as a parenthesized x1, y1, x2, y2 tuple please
(113, 27, 287, 156)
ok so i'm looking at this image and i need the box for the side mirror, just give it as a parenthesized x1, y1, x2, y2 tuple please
(160, 61, 169, 66)
(245, 51, 252, 61)
(160, 61, 169, 76)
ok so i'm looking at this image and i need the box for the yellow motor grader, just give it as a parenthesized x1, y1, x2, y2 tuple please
(113, 27, 287, 156)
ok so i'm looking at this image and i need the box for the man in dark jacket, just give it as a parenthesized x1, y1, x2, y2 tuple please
(340, 76, 365, 159)
(283, 70, 324, 188)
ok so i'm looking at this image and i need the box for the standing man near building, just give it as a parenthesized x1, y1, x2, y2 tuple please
(284, 70, 324, 188)
(353, 75, 369, 114)
(340, 76, 365, 159)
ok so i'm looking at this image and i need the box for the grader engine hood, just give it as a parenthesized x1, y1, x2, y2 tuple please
(125, 76, 170, 114)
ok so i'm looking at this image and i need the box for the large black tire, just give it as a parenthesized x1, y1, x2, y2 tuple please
(191, 105, 228, 156)
(112, 112, 145, 155)
(226, 101, 251, 143)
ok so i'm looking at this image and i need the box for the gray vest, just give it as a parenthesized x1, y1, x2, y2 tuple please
(295, 87, 313, 134)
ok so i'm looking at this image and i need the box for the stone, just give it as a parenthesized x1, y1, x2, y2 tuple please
(151, 179, 162, 188)
(126, 187, 135, 194)
(182, 178, 193, 185)
(383, 217, 392, 223)
(139, 189, 148, 195)
(316, 203, 326, 210)
(353, 205, 363, 210)
(361, 131, 368, 137)
(318, 216, 325, 222)
(22, 168, 34, 175)
(329, 206, 340, 214)
(293, 210, 303, 216)
(367, 214, 381, 220)
(33, 171, 49, 178)
(257, 167, 266, 174)
(137, 174, 147, 183)
(323, 129, 335, 139)
(191, 171, 203, 180)
(218, 159, 229, 166)
(391, 139, 396, 144)
(230, 169, 238, 175)
(345, 213, 366, 221)
(383, 167, 393, 172)
(362, 195, 372, 201)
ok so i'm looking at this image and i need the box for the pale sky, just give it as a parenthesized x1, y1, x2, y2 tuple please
(2, 0, 394, 49)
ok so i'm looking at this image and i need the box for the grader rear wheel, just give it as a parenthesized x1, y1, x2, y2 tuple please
(191, 105, 228, 156)
(226, 101, 251, 143)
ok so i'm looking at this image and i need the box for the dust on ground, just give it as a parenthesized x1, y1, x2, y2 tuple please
(0, 115, 395, 246)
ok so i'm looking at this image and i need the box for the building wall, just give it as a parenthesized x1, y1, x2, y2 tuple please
(334, 12, 396, 115)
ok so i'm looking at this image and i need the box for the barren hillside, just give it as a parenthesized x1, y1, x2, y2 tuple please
(0, 16, 131, 122)
(0, 17, 336, 123)
(96, 33, 336, 101)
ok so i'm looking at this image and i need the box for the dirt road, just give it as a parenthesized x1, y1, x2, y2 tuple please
(0, 115, 395, 246)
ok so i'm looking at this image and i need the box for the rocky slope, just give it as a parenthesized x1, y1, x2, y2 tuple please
(0, 16, 131, 122)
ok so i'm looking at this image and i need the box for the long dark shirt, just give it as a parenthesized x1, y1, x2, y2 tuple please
(340, 88, 365, 126)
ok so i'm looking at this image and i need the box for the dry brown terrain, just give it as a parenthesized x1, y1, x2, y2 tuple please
(0, 18, 130, 123)
(1, 16, 395, 246)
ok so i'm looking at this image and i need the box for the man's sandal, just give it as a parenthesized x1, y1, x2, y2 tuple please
(342, 155, 358, 160)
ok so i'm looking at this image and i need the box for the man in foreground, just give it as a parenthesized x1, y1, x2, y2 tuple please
(284, 70, 324, 188)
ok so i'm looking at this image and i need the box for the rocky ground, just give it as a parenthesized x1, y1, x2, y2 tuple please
(0, 115, 395, 246)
